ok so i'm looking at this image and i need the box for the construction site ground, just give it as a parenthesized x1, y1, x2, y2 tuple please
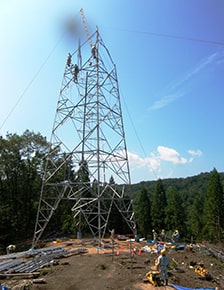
(1, 238, 224, 290)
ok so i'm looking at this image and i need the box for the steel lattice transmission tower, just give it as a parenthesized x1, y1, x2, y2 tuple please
(32, 25, 136, 247)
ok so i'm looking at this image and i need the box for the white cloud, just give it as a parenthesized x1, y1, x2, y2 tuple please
(178, 52, 217, 86)
(188, 149, 202, 163)
(128, 146, 188, 170)
(149, 51, 219, 111)
(149, 93, 184, 110)
(127, 151, 148, 167)
(128, 150, 161, 172)
(188, 149, 202, 157)
(157, 145, 187, 164)
(128, 145, 202, 181)
(147, 154, 161, 172)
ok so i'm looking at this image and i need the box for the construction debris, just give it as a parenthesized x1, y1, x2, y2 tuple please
(32, 278, 47, 284)
(205, 246, 224, 263)
(0, 246, 87, 275)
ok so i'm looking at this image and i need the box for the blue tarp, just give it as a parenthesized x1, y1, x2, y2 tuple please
(175, 244, 185, 251)
(170, 284, 216, 290)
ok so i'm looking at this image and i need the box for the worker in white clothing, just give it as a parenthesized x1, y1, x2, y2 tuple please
(6, 244, 16, 254)
(110, 228, 115, 239)
(157, 248, 169, 286)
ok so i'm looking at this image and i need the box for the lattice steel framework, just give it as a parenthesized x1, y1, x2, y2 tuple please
(32, 28, 136, 248)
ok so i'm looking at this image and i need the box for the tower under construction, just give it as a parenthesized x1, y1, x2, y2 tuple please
(32, 16, 136, 247)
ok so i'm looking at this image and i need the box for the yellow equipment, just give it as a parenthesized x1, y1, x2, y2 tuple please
(194, 262, 207, 277)
(145, 270, 161, 286)
(161, 248, 166, 255)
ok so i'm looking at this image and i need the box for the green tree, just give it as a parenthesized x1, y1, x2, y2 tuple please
(75, 160, 91, 197)
(106, 176, 126, 235)
(134, 188, 151, 238)
(0, 130, 48, 246)
(203, 168, 224, 242)
(165, 186, 186, 239)
(188, 193, 204, 242)
(151, 179, 167, 231)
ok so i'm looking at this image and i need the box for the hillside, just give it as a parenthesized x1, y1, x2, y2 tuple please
(131, 171, 224, 196)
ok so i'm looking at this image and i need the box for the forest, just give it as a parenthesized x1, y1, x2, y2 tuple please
(0, 130, 224, 253)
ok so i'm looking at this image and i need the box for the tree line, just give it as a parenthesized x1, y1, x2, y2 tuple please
(134, 171, 224, 243)
(0, 130, 223, 252)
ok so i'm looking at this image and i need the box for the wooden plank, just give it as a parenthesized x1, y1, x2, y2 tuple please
(0, 272, 40, 279)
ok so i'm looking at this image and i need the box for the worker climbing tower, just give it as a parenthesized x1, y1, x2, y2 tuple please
(32, 11, 136, 247)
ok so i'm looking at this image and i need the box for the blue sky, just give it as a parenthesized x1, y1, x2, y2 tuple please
(0, 0, 224, 183)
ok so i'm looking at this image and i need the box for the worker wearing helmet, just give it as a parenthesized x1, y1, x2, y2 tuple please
(172, 229, 180, 244)
(157, 248, 169, 286)
(152, 229, 158, 245)
(160, 229, 166, 242)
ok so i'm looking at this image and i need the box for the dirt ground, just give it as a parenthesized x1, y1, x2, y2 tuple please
(2, 239, 224, 290)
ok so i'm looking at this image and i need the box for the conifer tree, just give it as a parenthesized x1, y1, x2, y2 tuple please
(151, 179, 167, 231)
(188, 193, 204, 242)
(106, 176, 123, 234)
(203, 168, 224, 242)
(165, 186, 186, 237)
(134, 188, 151, 238)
